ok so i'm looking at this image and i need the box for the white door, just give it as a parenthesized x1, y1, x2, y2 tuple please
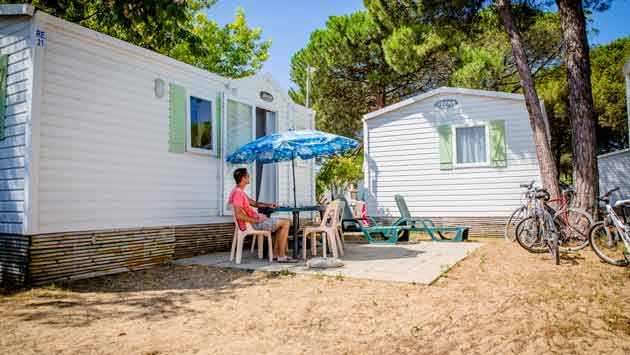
(258, 111, 277, 203)
(292, 108, 315, 207)
(223, 98, 255, 215)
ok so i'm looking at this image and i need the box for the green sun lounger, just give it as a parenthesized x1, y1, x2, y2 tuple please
(337, 196, 406, 244)
(394, 194, 470, 242)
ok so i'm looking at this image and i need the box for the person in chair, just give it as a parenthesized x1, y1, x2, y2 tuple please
(228, 168, 296, 263)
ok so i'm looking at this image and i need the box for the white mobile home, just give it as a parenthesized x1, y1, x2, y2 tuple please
(0, 5, 314, 285)
(598, 149, 630, 202)
(363, 87, 541, 236)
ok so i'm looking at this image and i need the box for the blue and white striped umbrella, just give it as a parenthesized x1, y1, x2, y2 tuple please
(226, 130, 359, 206)
(226, 129, 359, 164)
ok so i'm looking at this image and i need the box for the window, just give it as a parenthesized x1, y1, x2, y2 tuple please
(454, 125, 488, 166)
(189, 96, 213, 152)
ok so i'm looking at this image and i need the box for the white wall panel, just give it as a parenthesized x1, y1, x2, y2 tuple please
(30, 13, 313, 233)
(598, 149, 630, 203)
(365, 92, 540, 217)
(0, 16, 30, 234)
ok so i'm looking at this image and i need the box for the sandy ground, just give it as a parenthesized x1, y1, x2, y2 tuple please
(1, 239, 630, 355)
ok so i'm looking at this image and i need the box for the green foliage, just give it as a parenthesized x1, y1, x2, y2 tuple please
(451, 6, 563, 92)
(289, 11, 447, 139)
(316, 153, 364, 202)
(590, 36, 630, 149)
(537, 37, 630, 159)
(365, 1, 562, 92)
(12, 0, 213, 53)
(538, 36, 630, 178)
(169, 9, 271, 78)
(7, 0, 270, 78)
(365, 0, 460, 76)
(278, 268, 295, 277)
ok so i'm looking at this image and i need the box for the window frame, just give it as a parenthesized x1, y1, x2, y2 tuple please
(451, 122, 491, 168)
(186, 91, 216, 155)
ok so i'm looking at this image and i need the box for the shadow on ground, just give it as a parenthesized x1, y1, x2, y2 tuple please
(2, 264, 275, 328)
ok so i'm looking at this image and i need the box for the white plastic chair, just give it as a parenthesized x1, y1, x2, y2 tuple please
(302, 202, 341, 259)
(335, 200, 346, 255)
(230, 214, 273, 264)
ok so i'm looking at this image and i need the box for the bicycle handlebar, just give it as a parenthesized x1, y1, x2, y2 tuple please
(534, 188, 550, 201)
(519, 180, 535, 189)
(598, 187, 620, 203)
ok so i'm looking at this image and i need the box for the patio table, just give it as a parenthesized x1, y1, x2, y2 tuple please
(258, 205, 324, 258)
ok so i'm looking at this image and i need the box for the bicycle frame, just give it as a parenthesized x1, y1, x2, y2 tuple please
(522, 187, 543, 217)
(536, 200, 559, 240)
(603, 204, 630, 254)
(547, 191, 572, 223)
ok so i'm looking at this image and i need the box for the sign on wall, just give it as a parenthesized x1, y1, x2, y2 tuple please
(260, 91, 274, 102)
(35, 29, 46, 47)
(434, 98, 458, 110)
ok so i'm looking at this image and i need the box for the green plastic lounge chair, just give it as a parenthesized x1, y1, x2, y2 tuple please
(393, 194, 470, 242)
(338, 195, 411, 244)
(346, 216, 413, 244)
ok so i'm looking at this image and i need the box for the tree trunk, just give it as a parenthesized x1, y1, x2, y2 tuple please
(375, 90, 386, 109)
(556, 0, 598, 213)
(496, 0, 560, 199)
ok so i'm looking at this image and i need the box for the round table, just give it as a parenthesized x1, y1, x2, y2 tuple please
(258, 205, 324, 258)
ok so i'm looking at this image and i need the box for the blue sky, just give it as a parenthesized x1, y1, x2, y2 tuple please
(205, 0, 630, 90)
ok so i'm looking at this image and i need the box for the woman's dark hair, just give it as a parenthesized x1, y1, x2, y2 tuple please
(233, 168, 249, 184)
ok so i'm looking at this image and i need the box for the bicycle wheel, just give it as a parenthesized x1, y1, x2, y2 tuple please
(515, 216, 547, 253)
(504, 206, 527, 242)
(554, 208, 593, 252)
(589, 221, 630, 266)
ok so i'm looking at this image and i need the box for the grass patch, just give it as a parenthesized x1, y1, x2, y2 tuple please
(479, 252, 487, 270)
(278, 268, 295, 277)
(411, 325, 422, 337)
(604, 313, 630, 335)
(439, 264, 451, 279)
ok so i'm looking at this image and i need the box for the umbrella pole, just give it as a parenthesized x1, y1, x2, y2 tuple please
(256, 163, 263, 202)
(292, 152, 297, 208)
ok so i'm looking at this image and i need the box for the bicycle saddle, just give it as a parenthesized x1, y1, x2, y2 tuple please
(614, 199, 630, 208)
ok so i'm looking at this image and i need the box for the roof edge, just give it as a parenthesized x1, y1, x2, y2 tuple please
(363, 86, 525, 121)
(0, 4, 35, 16)
(598, 148, 630, 159)
(232, 72, 314, 112)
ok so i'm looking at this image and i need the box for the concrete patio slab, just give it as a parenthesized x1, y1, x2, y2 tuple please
(174, 242, 482, 285)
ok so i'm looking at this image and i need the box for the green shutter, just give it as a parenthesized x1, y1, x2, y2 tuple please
(438, 124, 453, 170)
(0, 54, 8, 140)
(489, 120, 507, 168)
(168, 84, 186, 153)
(215, 92, 222, 156)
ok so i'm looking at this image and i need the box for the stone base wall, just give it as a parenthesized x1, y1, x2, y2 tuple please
(0, 234, 30, 288)
(2, 223, 236, 287)
(173, 223, 235, 259)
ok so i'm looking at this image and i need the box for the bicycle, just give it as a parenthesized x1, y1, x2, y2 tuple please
(589, 187, 630, 266)
(504, 180, 538, 242)
(549, 183, 593, 251)
(515, 184, 592, 254)
(515, 188, 560, 264)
